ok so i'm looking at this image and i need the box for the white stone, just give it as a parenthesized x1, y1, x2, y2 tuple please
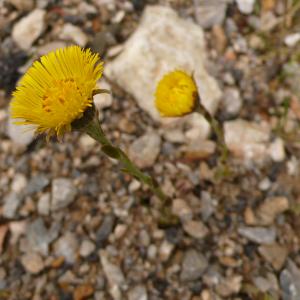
(183, 220, 209, 239)
(7, 117, 35, 147)
(37, 193, 50, 216)
(235, 0, 256, 14)
(161, 113, 211, 144)
(238, 226, 276, 244)
(223, 87, 242, 116)
(51, 178, 77, 211)
(128, 285, 148, 300)
(268, 138, 285, 162)
(172, 198, 193, 221)
(11, 173, 27, 193)
(94, 80, 113, 111)
(54, 232, 79, 264)
(184, 114, 211, 142)
(100, 251, 125, 293)
(60, 23, 88, 47)
(284, 33, 300, 47)
(259, 178, 271, 191)
(21, 252, 44, 274)
(114, 224, 127, 240)
(37, 41, 67, 56)
(260, 12, 278, 32)
(3, 192, 23, 218)
(128, 179, 141, 192)
(194, 0, 228, 29)
(224, 119, 271, 162)
(79, 240, 96, 257)
(12, 9, 46, 50)
(128, 132, 161, 169)
(159, 240, 174, 262)
(105, 5, 221, 121)
(79, 135, 97, 148)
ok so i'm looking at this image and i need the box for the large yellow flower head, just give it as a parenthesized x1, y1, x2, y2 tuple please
(155, 70, 198, 117)
(10, 45, 103, 137)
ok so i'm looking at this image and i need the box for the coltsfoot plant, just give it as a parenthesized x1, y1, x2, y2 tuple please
(10, 46, 178, 225)
(155, 69, 231, 179)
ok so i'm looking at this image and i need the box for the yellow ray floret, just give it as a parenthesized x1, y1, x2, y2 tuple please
(155, 70, 198, 117)
(10, 45, 103, 137)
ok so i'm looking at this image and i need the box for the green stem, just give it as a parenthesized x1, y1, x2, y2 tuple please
(84, 117, 167, 202)
(195, 102, 228, 164)
(195, 101, 231, 180)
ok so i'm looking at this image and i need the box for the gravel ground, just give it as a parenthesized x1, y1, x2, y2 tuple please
(1, 0, 300, 299)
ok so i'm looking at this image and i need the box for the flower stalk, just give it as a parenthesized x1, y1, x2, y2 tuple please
(82, 113, 167, 203)
(194, 95, 230, 177)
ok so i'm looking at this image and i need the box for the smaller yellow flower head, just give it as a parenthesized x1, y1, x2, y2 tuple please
(155, 70, 198, 117)
(11, 45, 103, 137)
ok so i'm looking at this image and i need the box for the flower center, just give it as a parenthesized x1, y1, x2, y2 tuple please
(42, 78, 81, 113)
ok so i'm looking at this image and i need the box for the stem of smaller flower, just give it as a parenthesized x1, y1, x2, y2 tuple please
(195, 98, 230, 177)
(84, 116, 168, 203)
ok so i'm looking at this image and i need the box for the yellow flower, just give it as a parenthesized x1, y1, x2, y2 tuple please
(155, 70, 198, 117)
(10, 45, 103, 137)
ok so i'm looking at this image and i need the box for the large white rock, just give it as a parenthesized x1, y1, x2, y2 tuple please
(12, 9, 46, 50)
(105, 5, 221, 122)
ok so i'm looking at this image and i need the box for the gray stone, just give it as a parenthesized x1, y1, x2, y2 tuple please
(2, 192, 23, 218)
(280, 260, 300, 300)
(12, 9, 46, 50)
(25, 175, 49, 195)
(238, 226, 276, 244)
(128, 285, 148, 300)
(139, 230, 151, 247)
(105, 5, 221, 121)
(194, 0, 228, 29)
(128, 132, 161, 169)
(96, 214, 115, 246)
(54, 232, 79, 264)
(223, 87, 242, 117)
(200, 191, 217, 221)
(180, 249, 208, 281)
(51, 178, 77, 211)
(26, 218, 59, 255)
